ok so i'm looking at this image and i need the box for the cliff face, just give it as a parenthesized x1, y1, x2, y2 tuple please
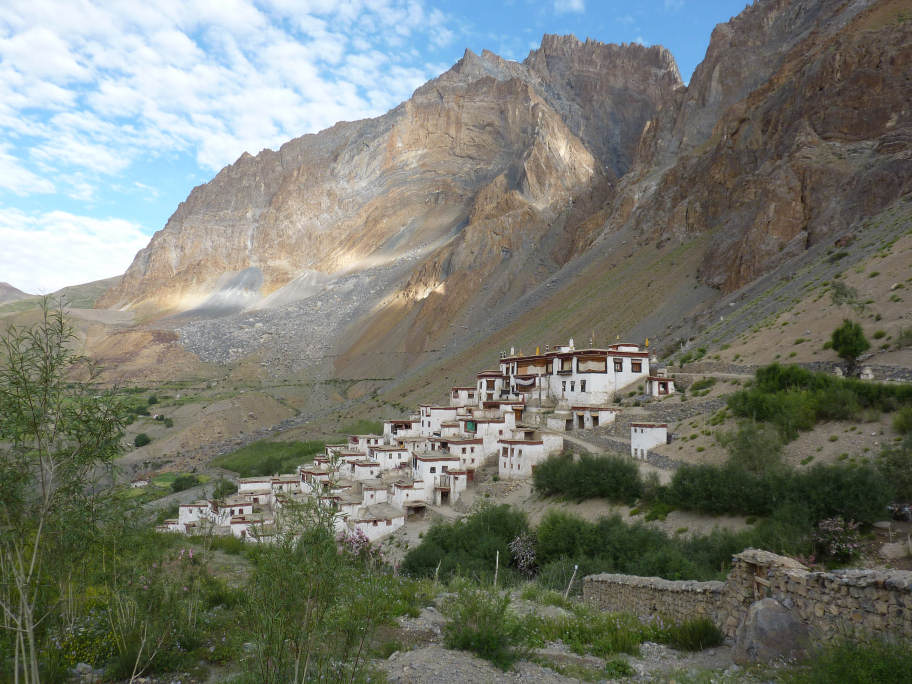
(615, 0, 911, 291)
(101, 36, 679, 314)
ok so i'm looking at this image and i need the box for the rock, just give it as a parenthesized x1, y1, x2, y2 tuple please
(733, 598, 810, 664)
(74, 662, 93, 674)
(880, 542, 909, 560)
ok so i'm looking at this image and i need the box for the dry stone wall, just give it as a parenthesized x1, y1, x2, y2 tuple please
(583, 549, 912, 642)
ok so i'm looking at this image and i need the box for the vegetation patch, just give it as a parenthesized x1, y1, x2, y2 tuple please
(211, 439, 325, 477)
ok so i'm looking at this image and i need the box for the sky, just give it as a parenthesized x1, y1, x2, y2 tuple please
(0, 0, 751, 294)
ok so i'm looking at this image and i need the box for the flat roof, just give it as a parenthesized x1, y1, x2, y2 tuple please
(630, 422, 668, 428)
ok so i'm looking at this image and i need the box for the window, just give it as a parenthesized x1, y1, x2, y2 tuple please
(561, 381, 566, 393)
(614, 359, 623, 372)
(372, 521, 378, 526)
(430, 466, 436, 473)
(632, 360, 642, 373)
(442, 466, 449, 473)
(461, 447, 466, 454)
(580, 380, 586, 392)
(386, 519, 391, 526)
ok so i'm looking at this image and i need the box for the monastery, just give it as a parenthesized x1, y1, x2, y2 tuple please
(159, 339, 674, 542)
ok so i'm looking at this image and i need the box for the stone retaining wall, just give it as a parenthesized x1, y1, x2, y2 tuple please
(582, 573, 725, 626)
(583, 549, 912, 642)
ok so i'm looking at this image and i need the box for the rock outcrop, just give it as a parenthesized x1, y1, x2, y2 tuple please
(611, 0, 912, 291)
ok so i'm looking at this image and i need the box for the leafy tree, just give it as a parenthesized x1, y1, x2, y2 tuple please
(171, 474, 200, 493)
(0, 302, 126, 683)
(830, 319, 870, 376)
(134, 432, 152, 447)
(720, 420, 783, 473)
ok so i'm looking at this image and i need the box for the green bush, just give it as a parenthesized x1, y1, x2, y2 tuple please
(133, 433, 151, 447)
(894, 407, 912, 435)
(659, 617, 724, 651)
(533, 453, 641, 502)
(786, 638, 912, 684)
(171, 474, 200, 493)
(720, 420, 783, 473)
(831, 320, 870, 374)
(877, 435, 912, 500)
(727, 364, 912, 440)
(443, 588, 526, 670)
(401, 504, 529, 583)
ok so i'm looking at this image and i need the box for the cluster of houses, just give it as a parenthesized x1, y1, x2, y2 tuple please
(159, 339, 676, 542)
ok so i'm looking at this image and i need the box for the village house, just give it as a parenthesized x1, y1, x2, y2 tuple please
(498, 340, 651, 406)
(630, 422, 668, 459)
(645, 370, 676, 397)
(498, 429, 564, 479)
(449, 386, 477, 407)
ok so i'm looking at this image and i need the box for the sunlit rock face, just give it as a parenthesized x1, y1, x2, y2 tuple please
(99, 36, 681, 315)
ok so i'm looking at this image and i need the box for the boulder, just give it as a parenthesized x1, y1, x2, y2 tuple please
(733, 598, 810, 664)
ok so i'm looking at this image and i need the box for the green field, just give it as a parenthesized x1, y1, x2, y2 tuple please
(211, 440, 325, 477)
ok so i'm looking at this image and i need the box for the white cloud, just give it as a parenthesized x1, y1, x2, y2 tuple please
(0, 0, 453, 179)
(0, 208, 150, 293)
(0, 144, 55, 196)
(554, 0, 585, 14)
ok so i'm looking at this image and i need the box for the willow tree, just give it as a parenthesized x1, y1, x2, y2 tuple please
(0, 303, 126, 683)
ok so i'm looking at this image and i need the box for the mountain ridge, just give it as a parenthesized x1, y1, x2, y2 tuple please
(92, 0, 910, 391)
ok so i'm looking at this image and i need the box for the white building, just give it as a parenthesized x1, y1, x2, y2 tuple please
(630, 422, 668, 459)
(645, 375, 676, 397)
(498, 430, 563, 479)
(348, 503, 406, 542)
(450, 386, 478, 407)
(417, 405, 460, 436)
(498, 341, 650, 405)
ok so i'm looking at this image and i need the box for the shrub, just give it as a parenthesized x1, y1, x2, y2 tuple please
(443, 588, 525, 670)
(147, 394, 158, 405)
(212, 477, 238, 500)
(786, 638, 912, 684)
(401, 504, 529, 583)
(659, 617, 724, 651)
(830, 320, 870, 375)
(877, 435, 912, 500)
(720, 420, 783, 473)
(894, 407, 912, 435)
(171, 474, 200, 493)
(813, 517, 861, 563)
(533, 453, 641, 502)
(134, 433, 151, 447)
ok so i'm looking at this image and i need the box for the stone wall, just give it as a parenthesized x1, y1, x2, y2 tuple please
(583, 549, 912, 642)
(582, 573, 725, 626)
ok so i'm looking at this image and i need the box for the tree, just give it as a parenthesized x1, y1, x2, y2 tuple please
(830, 319, 870, 376)
(0, 302, 126, 683)
(721, 420, 783, 474)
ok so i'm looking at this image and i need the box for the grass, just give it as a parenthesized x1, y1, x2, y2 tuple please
(211, 439, 325, 477)
(785, 638, 912, 683)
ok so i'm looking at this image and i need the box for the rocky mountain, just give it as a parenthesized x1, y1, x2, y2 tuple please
(98, 0, 911, 386)
(611, 0, 911, 291)
(101, 37, 679, 316)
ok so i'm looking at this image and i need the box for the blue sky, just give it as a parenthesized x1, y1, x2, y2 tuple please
(0, 0, 749, 294)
